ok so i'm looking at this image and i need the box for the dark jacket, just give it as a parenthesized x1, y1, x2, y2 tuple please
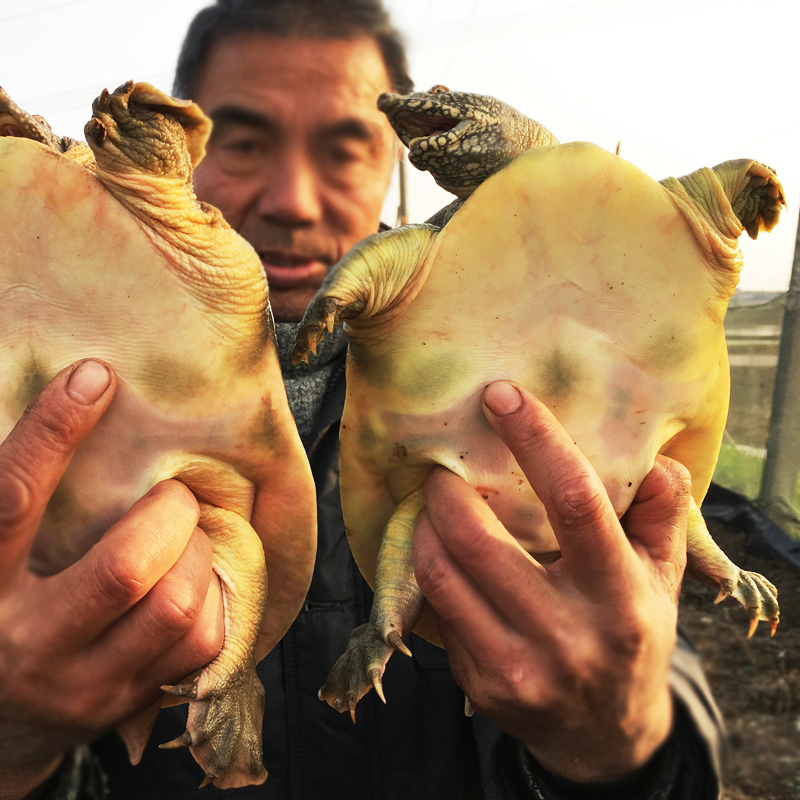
(53, 353, 724, 799)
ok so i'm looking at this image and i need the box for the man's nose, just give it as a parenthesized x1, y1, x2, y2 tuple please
(256, 153, 322, 225)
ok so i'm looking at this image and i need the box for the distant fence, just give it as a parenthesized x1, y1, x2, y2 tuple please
(716, 292, 792, 509)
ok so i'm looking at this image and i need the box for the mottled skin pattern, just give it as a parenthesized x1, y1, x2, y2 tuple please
(0, 86, 95, 170)
(294, 141, 784, 721)
(378, 85, 558, 225)
(0, 84, 316, 789)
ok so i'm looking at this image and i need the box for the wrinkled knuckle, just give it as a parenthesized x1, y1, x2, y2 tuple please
(513, 416, 559, 457)
(457, 518, 498, 562)
(552, 478, 606, 530)
(0, 472, 35, 534)
(150, 586, 202, 638)
(613, 611, 649, 658)
(22, 400, 83, 457)
(92, 551, 147, 608)
(414, 553, 450, 599)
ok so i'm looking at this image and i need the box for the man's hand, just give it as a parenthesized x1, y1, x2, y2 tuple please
(0, 361, 224, 800)
(413, 381, 690, 784)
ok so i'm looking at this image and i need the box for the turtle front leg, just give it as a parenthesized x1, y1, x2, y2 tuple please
(161, 502, 268, 789)
(685, 498, 779, 637)
(320, 490, 427, 720)
(292, 224, 438, 364)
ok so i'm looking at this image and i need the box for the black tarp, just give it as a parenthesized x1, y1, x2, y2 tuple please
(702, 482, 800, 573)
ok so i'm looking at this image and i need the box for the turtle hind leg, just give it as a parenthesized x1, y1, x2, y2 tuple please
(319, 490, 427, 719)
(162, 656, 267, 789)
(318, 622, 402, 722)
(161, 502, 269, 789)
(685, 497, 779, 637)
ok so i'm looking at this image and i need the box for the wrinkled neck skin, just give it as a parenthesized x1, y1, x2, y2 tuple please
(662, 171, 743, 308)
(94, 152, 269, 324)
(417, 105, 559, 200)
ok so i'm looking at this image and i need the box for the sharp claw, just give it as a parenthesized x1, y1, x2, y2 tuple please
(369, 668, 386, 704)
(771, 618, 779, 637)
(714, 583, 732, 604)
(161, 682, 198, 699)
(747, 616, 759, 639)
(198, 776, 213, 789)
(348, 695, 357, 723)
(464, 695, 475, 717)
(387, 630, 412, 657)
(159, 731, 194, 750)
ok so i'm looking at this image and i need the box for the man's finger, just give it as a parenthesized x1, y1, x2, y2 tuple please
(481, 381, 635, 590)
(38, 479, 201, 649)
(622, 455, 690, 594)
(86, 526, 216, 676)
(420, 467, 558, 631)
(0, 360, 115, 586)
(413, 504, 528, 657)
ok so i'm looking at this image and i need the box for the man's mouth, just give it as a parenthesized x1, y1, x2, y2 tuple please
(259, 252, 329, 289)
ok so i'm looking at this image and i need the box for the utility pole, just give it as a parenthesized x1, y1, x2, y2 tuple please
(397, 154, 409, 226)
(759, 207, 800, 537)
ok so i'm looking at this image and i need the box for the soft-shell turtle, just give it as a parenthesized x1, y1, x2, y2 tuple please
(377, 85, 558, 226)
(0, 83, 316, 788)
(294, 138, 783, 718)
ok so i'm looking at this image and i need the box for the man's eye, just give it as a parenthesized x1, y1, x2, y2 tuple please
(208, 135, 270, 175)
(223, 142, 258, 155)
(327, 145, 359, 165)
(216, 137, 264, 157)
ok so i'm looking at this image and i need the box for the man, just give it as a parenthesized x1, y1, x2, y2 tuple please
(0, 1, 724, 798)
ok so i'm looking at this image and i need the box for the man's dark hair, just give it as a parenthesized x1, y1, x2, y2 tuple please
(174, 0, 413, 100)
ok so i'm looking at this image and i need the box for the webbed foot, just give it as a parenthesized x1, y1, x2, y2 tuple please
(318, 622, 412, 721)
(292, 295, 362, 364)
(685, 496, 779, 637)
(161, 657, 267, 789)
(714, 568, 779, 638)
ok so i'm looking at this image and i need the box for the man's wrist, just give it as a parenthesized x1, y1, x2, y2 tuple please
(520, 705, 680, 800)
(524, 687, 674, 784)
(0, 755, 63, 800)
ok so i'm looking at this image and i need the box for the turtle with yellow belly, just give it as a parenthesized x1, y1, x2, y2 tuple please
(0, 83, 316, 788)
(294, 123, 783, 718)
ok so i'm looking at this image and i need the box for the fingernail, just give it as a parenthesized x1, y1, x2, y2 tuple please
(67, 360, 111, 404)
(483, 381, 522, 416)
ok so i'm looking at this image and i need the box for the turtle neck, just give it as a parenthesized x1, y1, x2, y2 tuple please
(275, 321, 348, 444)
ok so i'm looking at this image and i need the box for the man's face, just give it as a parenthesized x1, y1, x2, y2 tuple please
(191, 33, 400, 322)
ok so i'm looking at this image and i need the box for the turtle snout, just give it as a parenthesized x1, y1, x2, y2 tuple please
(377, 92, 401, 112)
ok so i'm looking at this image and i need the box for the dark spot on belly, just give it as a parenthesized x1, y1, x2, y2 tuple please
(137, 355, 212, 402)
(391, 443, 408, 460)
(541, 349, 580, 399)
(13, 354, 51, 420)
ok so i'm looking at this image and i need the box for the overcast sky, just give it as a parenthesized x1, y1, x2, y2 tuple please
(2, 0, 797, 290)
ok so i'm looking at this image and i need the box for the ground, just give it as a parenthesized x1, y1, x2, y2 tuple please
(679, 520, 800, 799)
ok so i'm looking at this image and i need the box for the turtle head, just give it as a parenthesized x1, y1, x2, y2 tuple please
(85, 81, 211, 182)
(378, 86, 557, 199)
